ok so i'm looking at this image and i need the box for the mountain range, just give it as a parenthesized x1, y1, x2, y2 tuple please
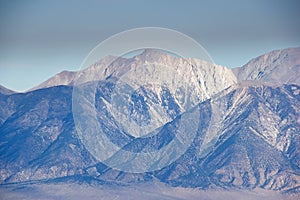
(0, 47, 300, 198)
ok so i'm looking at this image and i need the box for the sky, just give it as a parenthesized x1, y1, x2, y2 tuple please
(0, 0, 300, 92)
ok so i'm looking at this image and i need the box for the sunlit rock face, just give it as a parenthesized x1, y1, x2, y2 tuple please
(0, 48, 300, 195)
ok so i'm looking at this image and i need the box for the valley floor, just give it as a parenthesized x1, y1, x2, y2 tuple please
(0, 181, 297, 200)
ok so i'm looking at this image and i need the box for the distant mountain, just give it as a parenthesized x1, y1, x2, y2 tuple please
(29, 47, 300, 92)
(28, 70, 76, 91)
(0, 85, 16, 126)
(29, 49, 237, 96)
(1, 47, 300, 197)
(28, 55, 121, 91)
(233, 47, 300, 85)
(0, 85, 15, 95)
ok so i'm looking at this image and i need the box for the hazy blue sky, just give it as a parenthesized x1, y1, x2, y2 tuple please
(0, 0, 300, 91)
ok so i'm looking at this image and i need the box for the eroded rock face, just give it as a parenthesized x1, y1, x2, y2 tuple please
(1, 48, 300, 194)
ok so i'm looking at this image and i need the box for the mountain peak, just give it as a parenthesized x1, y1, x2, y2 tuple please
(28, 70, 76, 92)
(130, 48, 182, 66)
(234, 47, 300, 85)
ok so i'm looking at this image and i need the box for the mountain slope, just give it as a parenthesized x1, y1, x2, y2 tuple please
(0, 86, 94, 182)
(200, 83, 300, 190)
(0, 85, 15, 95)
(29, 71, 76, 91)
(1, 82, 300, 193)
(233, 47, 300, 85)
